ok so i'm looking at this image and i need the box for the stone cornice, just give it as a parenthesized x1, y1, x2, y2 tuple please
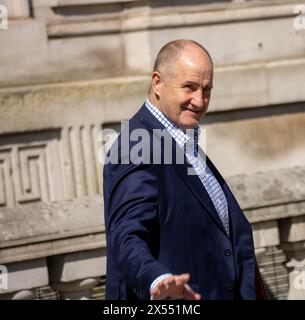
(0, 57, 305, 135)
(0, 196, 106, 264)
(45, 2, 301, 38)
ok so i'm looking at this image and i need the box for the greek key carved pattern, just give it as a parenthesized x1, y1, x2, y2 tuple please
(0, 150, 15, 207)
(0, 125, 104, 207)
(0, 131, 63, 207)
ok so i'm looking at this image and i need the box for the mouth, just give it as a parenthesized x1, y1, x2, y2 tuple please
(183, 108, 201, 118)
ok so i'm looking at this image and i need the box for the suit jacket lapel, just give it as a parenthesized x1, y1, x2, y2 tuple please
(138, 105, 228, 234)
(175, 145, 228, 235)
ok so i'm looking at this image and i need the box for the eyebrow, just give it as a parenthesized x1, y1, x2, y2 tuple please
(181, 81, 213, 89)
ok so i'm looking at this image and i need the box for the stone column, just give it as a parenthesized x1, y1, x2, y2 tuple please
(47, 248, 106, 300)
(50, 278, 100, 300)
(279, 215, 305, 300)
(0, 258, 49, 300)
(1, 0, 30, 18)
(252, 220, 289, 300)
(0, 289, 37, 300)
(285, 247, 305, 300)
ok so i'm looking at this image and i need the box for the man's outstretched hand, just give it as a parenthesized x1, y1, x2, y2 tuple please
(150, 273, 201, 300)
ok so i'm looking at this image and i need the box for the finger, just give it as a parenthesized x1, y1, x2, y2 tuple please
(183, 284, 201, 300)
(174, 274, 190, 287)
(152, 274, 192, 300)
(176, 273, 190, 283)
(159, 277, 175, 292)
(158, 275, 191, 300)
(152, 277, 176, 300)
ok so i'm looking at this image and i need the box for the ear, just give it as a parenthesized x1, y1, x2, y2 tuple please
(151, 71, 162, 97)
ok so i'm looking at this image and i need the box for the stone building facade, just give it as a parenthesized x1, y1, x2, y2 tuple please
(0, 0, 305, 299)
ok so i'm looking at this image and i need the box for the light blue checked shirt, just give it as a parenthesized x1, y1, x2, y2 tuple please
(145, 99, 230, 295)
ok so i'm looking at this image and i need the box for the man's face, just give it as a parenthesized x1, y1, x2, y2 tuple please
(154, 49, 213, 129)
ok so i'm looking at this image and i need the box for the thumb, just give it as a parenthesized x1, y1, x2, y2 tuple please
(178, 273, 190, 283)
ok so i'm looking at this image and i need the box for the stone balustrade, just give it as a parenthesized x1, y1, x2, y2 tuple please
(229, 166, 305, 299)
(0, 196, 106, 299)
(0, 166, 305, 299)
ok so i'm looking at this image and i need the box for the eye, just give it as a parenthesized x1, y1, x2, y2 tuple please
(203, 88, 212, 96)
(183, 84, 195, 91)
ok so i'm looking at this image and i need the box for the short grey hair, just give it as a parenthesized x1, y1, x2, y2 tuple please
(153, 39, 213, 74)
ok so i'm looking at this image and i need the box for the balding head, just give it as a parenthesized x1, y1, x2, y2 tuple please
(153, 39, 213, 76)
(148, 39, 213, 129)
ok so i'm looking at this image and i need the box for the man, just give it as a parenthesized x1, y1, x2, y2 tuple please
(103, 39, 266, 300)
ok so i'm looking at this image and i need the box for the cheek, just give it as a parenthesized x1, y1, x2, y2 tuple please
(178, 96, 193, 109)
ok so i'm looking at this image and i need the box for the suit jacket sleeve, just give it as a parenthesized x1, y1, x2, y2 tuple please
(104, 162, 171, 299)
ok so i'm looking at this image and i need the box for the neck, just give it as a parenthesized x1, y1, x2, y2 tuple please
(148, 94, 160, 110)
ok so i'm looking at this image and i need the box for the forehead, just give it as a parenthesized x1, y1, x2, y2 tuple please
(172, 54, 213, 83)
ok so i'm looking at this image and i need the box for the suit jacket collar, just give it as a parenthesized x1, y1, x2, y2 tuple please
(137, 103, 167, 131)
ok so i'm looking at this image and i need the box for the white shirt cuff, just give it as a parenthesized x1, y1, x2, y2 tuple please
(150, 273, 173, 300)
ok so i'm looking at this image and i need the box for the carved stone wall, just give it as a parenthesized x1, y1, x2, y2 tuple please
(0, 0, 305, 300)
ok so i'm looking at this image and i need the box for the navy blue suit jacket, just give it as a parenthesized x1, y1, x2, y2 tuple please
(103, 104, 258, 300)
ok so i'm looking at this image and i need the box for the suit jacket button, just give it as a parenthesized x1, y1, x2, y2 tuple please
(228, 285, 234, 292)
(224, 249, 232, 256)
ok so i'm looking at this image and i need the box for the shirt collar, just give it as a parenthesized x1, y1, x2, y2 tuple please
(145, 99, 200, 156)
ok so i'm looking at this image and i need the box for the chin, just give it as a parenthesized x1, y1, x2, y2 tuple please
(185, 116, 200, 127)
(180, 121, 198, 129)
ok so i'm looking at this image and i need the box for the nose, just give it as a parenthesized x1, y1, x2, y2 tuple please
(191, 89, 205, 109)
